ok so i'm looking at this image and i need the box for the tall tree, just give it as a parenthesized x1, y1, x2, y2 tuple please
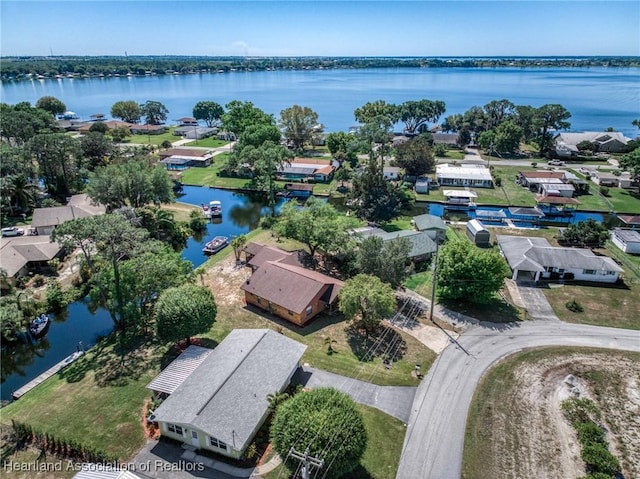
(140, 100, 169, 125)
(493, 120, 523, 154)
(559, 218, 610, 248)
(619, 147, 640, 182)
(339, 274, 396, 334)
(350, 159, 404, 223)
(81, 131, 113, 167)
(278, 104, 322, 151)
(222, 100, 274, 137)
(514, 105, 537, 142)
(441, 113, 463, 132)
(437, 239, 510, 304)
(356, 235, 412, 288)
(110, 100, 142, 123)
(155, 284, 217, 345)
(0, 102, 59, 145)
(534, 104, 572, 156)
(26, 133, 83, 197)
(354, 100, 399, 126)
(271, 387, 367, 479)
(35, 96, 66, 116)
(394, 134, 436, 176)
(192, 100, 224, 127)
(483, 99, 515, 130)
(235, 124, 282, 150)
(462, 106, 487, 134)
(398, 99, 446, 135)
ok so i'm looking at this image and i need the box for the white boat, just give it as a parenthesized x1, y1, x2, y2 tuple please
(202, 236, 229, 254)
(202, 200, 222, 218)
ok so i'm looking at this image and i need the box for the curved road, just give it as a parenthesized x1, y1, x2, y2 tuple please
(396, 321, 640, 479)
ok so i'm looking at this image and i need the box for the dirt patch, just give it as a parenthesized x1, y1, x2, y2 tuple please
(199, 256, 251, 306)
(468, 351, 640, 479)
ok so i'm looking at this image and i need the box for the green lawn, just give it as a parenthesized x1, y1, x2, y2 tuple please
(265, 404, 405, 479)
(125, 127, 181, 146)
(0, 337, 163, 461)
(181, 137, 230, 148)
(179, 154, 251, 189)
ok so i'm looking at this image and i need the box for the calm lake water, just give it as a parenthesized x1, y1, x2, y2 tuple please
(1, 67, 639, 136)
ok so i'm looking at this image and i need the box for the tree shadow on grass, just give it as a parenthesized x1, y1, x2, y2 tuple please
(343, 464, 374, 479)
(345, 324, 407, 362)
(440, 297, 524, 325)
(158, 337, 219, 371)
(243, 304, 346, 337)
(59, 334, 162, 387)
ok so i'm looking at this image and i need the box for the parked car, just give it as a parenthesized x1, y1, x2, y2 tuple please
(548, 159, 565, 166)
(1, 226, 24, 237)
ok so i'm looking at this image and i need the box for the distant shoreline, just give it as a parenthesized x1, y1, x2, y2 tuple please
(2, 56, 639, 82)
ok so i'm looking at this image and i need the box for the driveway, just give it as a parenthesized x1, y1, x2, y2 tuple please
(294, 365, 417, 423)
(395, 321, 640, 479)
(516, 282, 559, 320)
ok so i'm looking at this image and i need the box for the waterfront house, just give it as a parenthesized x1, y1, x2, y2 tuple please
(611, 229, 640, 254)
(130, 124, 167, 135)
(466, 219, 491, 247)
(242, 242, 304, 272)
(590, 171, 633, 189)
(554, 131, 630, 157)
(412, 214, 447, 242)
(277, 158, 337, 183)
(436, 164, 493, 188)
(174, 126, 218, 140)
(31, 194, 106, 235)
(148, 329, 306, 459)
(497, 235, 623, 283)
(516, 171, 566, 190)
(618, 215, 640, 230)
(241, 259, 343, 326)
(350, 226, 437, 262)
(0, 235, 63, 286)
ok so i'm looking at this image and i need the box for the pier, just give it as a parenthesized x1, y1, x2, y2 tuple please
(12, 351, 84, 400)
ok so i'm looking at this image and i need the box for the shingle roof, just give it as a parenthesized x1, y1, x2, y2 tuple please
(372, 230, 437, 258)
(497, 235, 623, 273)
(555, 131, 630, 146)
(246, 244, 303, 270)
(31, 195, 105, 228)
(152, 329, 307, 451)
(241, 261, 343, 313)
(146, 345, 212, 395)
(413, 214, 447, 232)
(0, 236, 62, 277)
(612, 229, 640, 244)
(618, 215, 640, 226)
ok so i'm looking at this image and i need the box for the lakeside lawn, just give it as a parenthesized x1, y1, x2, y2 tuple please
(265, 404, 406, 479)
(181, 137, 230, 148)
(179, 154, 251, 189)
(124, 127, 180, 146)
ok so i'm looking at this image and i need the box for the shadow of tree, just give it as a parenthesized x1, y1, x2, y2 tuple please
(345, 324, 407, 362)
(343, 464, 374, 479)
(440, 297, 523, 324)
(243, 304, 346, 337)
(159, 338, 219, 370)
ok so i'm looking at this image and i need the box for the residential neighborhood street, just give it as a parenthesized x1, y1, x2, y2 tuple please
(395, 321, 640, 479)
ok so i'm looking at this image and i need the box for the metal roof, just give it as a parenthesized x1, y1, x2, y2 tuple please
(73, 465, 142, 479)
(442, 190, 478, 198)
(436, 164, 493, 181)
(147, 345, 212, 395)
(413, 214, 447, 231)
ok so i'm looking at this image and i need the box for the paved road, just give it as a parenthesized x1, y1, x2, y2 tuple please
(294, 365, 416, 423)
(395, 321, 640, 479)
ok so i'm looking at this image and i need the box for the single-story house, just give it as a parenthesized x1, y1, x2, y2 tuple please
(538, 181, 576, 198)
(590, 171, 633, 188)
(277, 158, 337, 183)
(0, 235, 63, 285)
(177, 117, 199, 126)
(31, 194, 106, 235)
(617, 215, 640, 230)
(383, 166, 401, 181)
(283, 183, 314, 198)
(554, 131, 631, 157)
(241, 259, 344, 326)
(350, 226, 437, 261)
(130, 124, 167, 135)
(159, 148, 213, 160)
(497, 235, 623, 283)
(148, 329, 307, 459)
(174, 126, 218, 140)
(516, 171, 566, 189)
(432, 132, 460, 146)
(76, 120, 133, 134)
(243, 242, 303, 272)
(412, 213, 447, 242)
(466, 219, 491, 247)
(611, 229, 640, 254)
(436, 164, 493, 188)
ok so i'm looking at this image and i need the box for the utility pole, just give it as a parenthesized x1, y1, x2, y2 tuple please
(288, 447, 324, 479)
(428, 240, 440, 324)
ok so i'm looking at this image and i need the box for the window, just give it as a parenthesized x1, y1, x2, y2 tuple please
(209, 436, 227, 450)
(306, 305, 313, 317)
(167, 423, 183, 436)
(288, 310, 294, 316)
(257, 297, 263, 305)
(583, 269, 596, 275)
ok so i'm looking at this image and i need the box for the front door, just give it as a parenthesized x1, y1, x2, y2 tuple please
(191, 430, 199, 447)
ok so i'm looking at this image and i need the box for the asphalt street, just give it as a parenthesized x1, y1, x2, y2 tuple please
(395, 321, 640, 479)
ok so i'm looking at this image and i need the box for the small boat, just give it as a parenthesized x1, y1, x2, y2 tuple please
(209, 200, 222, 217)
(29, 314, 50, 338)
(202, 236, 229, 255)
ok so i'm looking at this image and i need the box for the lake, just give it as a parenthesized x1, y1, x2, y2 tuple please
(1, 67, 639, 136)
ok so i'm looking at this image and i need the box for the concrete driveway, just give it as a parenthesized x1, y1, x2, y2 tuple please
(294, 365, 417, 423)
(395, 321, 640, 479)
(516, 282, 559, 320)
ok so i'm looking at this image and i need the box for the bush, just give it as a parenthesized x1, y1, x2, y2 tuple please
(494, 176, 502, 187)
(46, 280, 67, 311)
(599, 186, 610, 196)
(161, 140, 172, 149)
(581, 443, 621, 476)
(575, 421, 606, 445)
(566, 299, 584, 313)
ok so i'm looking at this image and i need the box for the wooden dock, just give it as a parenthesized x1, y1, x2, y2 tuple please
(12, 351, 84, 400)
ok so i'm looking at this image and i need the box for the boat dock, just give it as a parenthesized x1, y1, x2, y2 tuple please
(12, 351, 84, 400)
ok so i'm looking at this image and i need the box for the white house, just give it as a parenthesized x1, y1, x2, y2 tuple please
(436, 164, 493, 188)
(611, 229, 640, 254)
(383, 166, 401, 181)
(590, 171, 633, 189)
(147, 329, 306, 459)
(497, 235, 623, 283)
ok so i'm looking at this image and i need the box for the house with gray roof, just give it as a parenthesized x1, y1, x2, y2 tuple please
(31, 194, 106, 235)
(497, 235, 623, 283)
(350, 226, 437, 261)
(412, 214, 447, 242)
(554, 131, 631, 157)
(611, 229, 640, 254)
(148, 329, 306, 459)
(0, 235, 63, 285)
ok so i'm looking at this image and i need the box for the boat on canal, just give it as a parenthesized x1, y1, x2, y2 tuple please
(202, 236, 229, 255)
(29, 314, 50, 338)
(202, 200, 222, 218)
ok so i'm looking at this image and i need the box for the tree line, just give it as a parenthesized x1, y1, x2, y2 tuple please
(2, 56, 639, 81)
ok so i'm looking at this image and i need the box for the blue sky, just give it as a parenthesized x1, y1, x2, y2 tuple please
(1, 1, 639, 57)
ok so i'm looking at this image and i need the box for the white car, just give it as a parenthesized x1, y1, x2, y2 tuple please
(1, 226, 24, 237)
(548, 159, 565, 166)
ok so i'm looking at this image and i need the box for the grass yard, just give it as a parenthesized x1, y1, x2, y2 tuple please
(463, 348, 640, 479)
(159, 202, 199, 223)
(264, 404, 405, 479)
(0, 337, 164, 461)
(181, 137, 230, 148)
(0, 448, 77, 479)
(179, 154, 251, 189)
(124, 127, 180, 146)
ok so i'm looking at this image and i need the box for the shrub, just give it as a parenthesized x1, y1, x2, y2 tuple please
(566, 299, 584, 313)
(599, 186, 610, 196)
(494, 176, 502, 187)
(581, 444, 621, 476)
(531, 161, 538, 167)
(46, 280, 67, 311)
(161, 140, 172, 149)
(575, 421, 606, 445)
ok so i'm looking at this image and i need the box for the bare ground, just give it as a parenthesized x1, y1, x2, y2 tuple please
(468, 351, 640, 479)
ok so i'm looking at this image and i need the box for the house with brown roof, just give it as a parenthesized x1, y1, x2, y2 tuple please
(618, 215, 640, 230)
(277, 158, 338, 183)
(240, 245, 343, 326)
(243, 242, 303, 272)
(130, 124, 167, 135)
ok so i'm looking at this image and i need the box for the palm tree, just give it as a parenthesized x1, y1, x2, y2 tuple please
(231, 234, 247, 264)
(266, 390, 290, 413)
(10, 175, 36, 213)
